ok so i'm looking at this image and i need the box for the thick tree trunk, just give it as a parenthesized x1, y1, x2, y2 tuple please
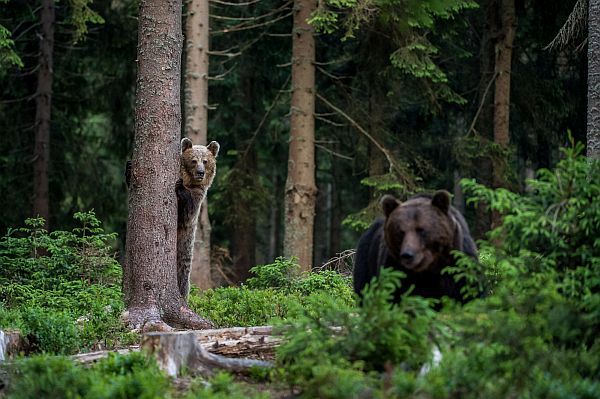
(493, 0, 516, 186)
(588, 0, 600, 159)
(283, 0, 317, 272)
(184, 0, 213, 290)
(33, 0, 54, 227)
(123, 0, 213, 331)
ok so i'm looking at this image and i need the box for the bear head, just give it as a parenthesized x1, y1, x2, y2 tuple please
(180, 138, 220, 188)
(381, 190, 456, 273)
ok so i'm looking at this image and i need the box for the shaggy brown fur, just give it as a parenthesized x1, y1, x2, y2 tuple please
(176, 138, 219, 300)
(354, 190, 478, 303)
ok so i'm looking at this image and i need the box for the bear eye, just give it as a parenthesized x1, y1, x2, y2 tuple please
(191, 160, 198, 166)
(416, 227, 426, 238)
(202, 159, 208, 165)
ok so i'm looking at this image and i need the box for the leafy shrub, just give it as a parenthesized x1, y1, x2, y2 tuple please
(19, 307, 80, 355)
(184, 372, 269, 399)
(7, 352, 171, 399)
(0, 211, 132, 353)
(188, 286, 291, 327)
(277, 268, 443, 396)
(189, 257, 354, 327)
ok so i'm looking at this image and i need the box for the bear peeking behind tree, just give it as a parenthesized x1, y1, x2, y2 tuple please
(353, 190, 478, 304)
(176, 138, 219, 301)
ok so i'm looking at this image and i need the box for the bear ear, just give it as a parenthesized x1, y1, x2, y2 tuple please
(181, 138, 193, 153)
(381, 195, 400, 217)
(207, 141, 220, 157)
(432, 190, 451, 214)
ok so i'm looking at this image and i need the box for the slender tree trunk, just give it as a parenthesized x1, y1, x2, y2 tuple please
(124, 0, 213, 331)
(268, 171, 282, 262)
(588, 0, 600, 159)
(231, 148, 257, 284)
(184, 0, 213, 289)
(472, 0, 497, 239)
(493, 0, 516, 185)
(283, 0, 317, 272)
(492, 0, 516, 227)
(33, 0, 54, 227)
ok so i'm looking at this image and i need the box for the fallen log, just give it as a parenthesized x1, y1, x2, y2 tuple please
(71, 326, 281, 377)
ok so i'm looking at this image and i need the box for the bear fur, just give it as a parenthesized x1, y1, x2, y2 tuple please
(353, 190, 478, 303)
(176, 138, 219, 300)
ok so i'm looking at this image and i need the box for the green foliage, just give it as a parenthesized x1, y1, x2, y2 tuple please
(189, 257, 354, 327)
(0, 23, 23, 74)
(246, 256, 299, 290)
(7, 352, 171, 399)
(0, 212, 134, 353)
(184, 372, 269, 399)
(277, 268, 443, 396)
(67, 0, 106, 43)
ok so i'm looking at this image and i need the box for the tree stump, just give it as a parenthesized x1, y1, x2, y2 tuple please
(141, 330, 274, 376)
(0, 330, 25, 361)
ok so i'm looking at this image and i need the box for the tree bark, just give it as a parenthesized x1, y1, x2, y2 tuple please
(283, 0, 317, 272)
(33, 0, 54, 227)
(493, 0, 516, 186)
(472, 0, 497, 239)
(123, 0, 213, 331)
(184, 0, 213, 290)
(588, 0, 600, 159)
(492, 0, 516, 228)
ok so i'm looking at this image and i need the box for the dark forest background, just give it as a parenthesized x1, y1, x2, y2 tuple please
(0, 0, 588, 279)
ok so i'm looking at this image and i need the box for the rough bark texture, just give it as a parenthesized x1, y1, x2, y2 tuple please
(184, 0, 213, 290)
(33, 0, 54, 226)
(493, 0, 516, 183)
(492, 0, 516, 228)
(283, 0, 317, 271)
(124, 0, 213, 331)
(589, 0, 600, 159)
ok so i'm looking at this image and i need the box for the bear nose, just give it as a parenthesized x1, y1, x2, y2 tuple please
(400, 251, 414, 261)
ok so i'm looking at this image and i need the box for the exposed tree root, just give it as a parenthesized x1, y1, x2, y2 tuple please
(164, 306, 216, 330)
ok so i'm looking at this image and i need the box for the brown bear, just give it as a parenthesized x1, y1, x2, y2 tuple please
(176, 138, 219, 300)
(353, 190, 478, 303)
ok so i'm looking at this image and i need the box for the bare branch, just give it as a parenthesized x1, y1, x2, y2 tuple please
(316, 93, 397, 173)
(545, 0, 588, 50)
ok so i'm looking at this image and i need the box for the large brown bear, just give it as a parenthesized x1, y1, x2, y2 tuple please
(353, 190, 478, 303)
(176, 138, 219, 301)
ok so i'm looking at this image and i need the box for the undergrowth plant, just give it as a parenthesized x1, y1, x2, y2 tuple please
(189, 257, 354, 327)
(0, 211, 135, 353)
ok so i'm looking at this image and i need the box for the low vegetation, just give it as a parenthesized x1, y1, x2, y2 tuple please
(1, 144, 599, 398)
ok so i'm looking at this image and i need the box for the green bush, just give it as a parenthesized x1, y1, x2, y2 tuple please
(7, 352, 171, 399)
(189, 257, 354, 327)
(0, 211, 132, 353)
(273, 142, 600, 398)
(276, 268, 444, 396)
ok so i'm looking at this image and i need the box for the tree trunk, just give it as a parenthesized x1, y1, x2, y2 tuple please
(472, 0, 497, 239)
(492, 0, 516, 227)
(588, 0, 600, 159)
(231, 148, 257, 284)
(283, 0, 317, 272)
(184, 0, 213, 290)
(493, 0, 516, 185)
(33, 0, 54, 227)
(123, 0, 213, 331)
